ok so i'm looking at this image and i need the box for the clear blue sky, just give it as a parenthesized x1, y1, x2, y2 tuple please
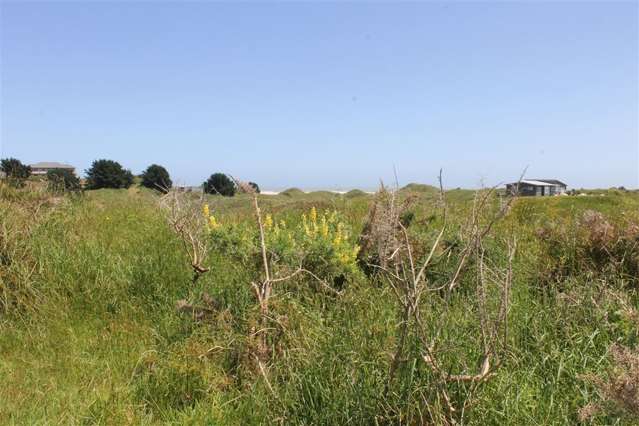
(1, 1, 637, 189)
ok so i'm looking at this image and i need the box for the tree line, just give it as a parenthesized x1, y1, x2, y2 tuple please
(0, 158, 259, 196)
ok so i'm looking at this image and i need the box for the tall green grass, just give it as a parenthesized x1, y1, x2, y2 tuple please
(1, 186, 638, 424)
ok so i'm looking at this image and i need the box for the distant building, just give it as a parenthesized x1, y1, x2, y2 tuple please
(30, 162, 76, 176)
(506, 179, 567, 196)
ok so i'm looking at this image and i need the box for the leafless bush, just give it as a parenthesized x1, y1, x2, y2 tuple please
(358, 182, 413, 272)
(580, 344, 639, 420)
(370, 173, 517, 419)
(580, 210, 615, 247)
(536, 210, 639, 287)
(159, 188, 210, 282)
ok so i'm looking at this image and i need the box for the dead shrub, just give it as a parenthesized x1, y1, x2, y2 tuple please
(580, 344, 639, 420)
(368, 174, 517, 422)
(536, 210, 639, 287)
(159, 189, 211, 282)
(357, 183, 415, 275)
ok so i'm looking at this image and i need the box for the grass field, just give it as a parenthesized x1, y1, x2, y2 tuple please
(1, 183, 638, 425)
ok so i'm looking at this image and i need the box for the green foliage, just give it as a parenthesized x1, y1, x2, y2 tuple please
(248, 181, 260, 194)
(203, 173, 235, 196)
(133, 352, 208, 413)
(46, 168, 81, 193)
(206, 206, 361, 288)
(1, 187, 639, 424)
(280, 187, 305, 197)
(400, 182, 439, 194)
(344, 189, 368, 199)
(141, 164, 172, 193)
(85, 159, 133, 190)
(0, 158, 31, 187)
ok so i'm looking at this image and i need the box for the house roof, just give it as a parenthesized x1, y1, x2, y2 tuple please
(527, 179, 567, 187)
(508, 179, 567, 187)
(30, 162, 75, 169)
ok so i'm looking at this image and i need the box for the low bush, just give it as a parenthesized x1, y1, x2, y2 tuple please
(580, 344, 639, 421)
(536, 210, 639, 287)
(206, 206, 361, 289)
(0, 158, 31, 187)
(46, 169, 81, 193)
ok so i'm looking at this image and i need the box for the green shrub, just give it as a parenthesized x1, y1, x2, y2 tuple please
(203, 173, 235, 196)
(141, 164, 172, 193)
(46, 169, 81, 193)
(280, 188, 304, 197)
(344, 189, 367, 199)
(205, 206, 361, 288)
(0, 158, 31, 187)
(248, 181, 260, 194)
(85, 159, 133, 189)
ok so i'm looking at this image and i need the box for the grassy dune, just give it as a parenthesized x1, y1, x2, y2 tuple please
(1, 184, 638, 424)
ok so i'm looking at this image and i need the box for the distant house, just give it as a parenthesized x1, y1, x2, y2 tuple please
(30, 162, 76, 176)
(506, 179, 567, 196)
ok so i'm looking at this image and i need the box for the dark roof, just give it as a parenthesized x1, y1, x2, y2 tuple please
(529, 179, 567, 187)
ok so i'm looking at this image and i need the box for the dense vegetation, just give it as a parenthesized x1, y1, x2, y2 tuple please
(203, 173, 236, 196)
(1, 180, 638, 424)
(85, 159, 134, 189)
(46, 168, 82, 193)
(141, 164, 172, 193)
(0, 157, 31, 186)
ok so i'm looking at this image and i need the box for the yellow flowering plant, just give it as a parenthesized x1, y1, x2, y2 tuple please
(265, 207, 361, 286)
(207, 206, 361, 288)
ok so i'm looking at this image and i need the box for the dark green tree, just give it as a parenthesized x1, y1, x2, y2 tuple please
(203, 173, 235, 196)
(141, 164, 172, 193)
(1, 158, 31, 186)
(248, 182, 260, 194)
(47, 169, 81, 193)
(85, 159, 133, 190)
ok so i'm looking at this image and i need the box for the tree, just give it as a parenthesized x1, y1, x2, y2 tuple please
(203, 173, 235, 196)
(141, 164, 172, 193)
(47, 169, 81, 193)
(85, 159, 133, 190)
(1, 158, 31, 186)
(248, 182, 260, 194)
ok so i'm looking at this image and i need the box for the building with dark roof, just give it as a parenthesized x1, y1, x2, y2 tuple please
(506, 179, 567, 196)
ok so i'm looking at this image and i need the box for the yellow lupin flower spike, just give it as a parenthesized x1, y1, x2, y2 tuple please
(209, 215, 220, 230)
(310, 207, 318, 236)
(321, 216, 329, 237)
(264, 214, 273, 230)
(333, 222, 343, 246)
(203, 204, 210, 218)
